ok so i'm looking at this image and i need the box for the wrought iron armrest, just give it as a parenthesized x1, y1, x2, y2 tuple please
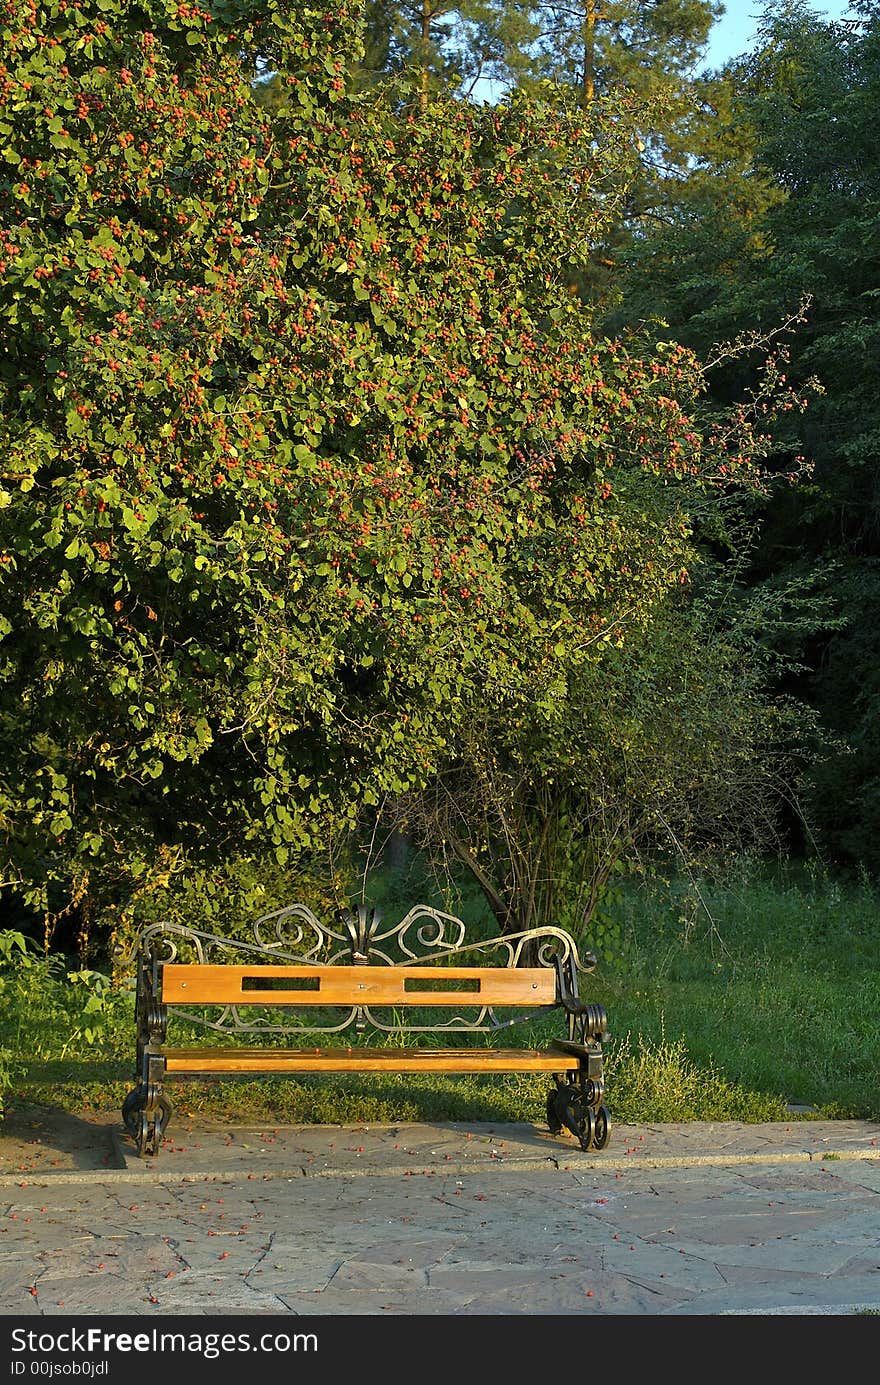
(553, 950, 597, 1010)
(559, 996, 594, 1017)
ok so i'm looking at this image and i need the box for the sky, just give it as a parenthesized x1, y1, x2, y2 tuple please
(701, 1, 858, 70)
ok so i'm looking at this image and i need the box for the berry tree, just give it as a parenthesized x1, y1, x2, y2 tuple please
(0, 0, 790, 935)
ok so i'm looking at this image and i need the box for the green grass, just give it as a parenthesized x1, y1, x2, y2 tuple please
(2, 857, 878, 1127)
(588, 859, 880, 1120)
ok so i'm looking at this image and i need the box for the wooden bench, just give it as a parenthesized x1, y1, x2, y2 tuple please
(119, 902, 611, 1158)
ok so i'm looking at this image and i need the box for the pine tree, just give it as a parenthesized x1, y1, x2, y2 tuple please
(356, 1, 538, 102)
(523, 2, 727, 308)
(524, 0, 721, 107)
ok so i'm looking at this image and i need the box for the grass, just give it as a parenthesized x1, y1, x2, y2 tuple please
(2, 857, 878, 1127)
(587, 858, 880, 1121)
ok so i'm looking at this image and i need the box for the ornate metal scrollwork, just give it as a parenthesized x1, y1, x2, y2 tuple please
(547, 1074, 611, 1152)
(120, 904, 598, 1041)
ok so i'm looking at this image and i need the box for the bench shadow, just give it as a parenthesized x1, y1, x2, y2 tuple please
(0, 1097, 126, 1173)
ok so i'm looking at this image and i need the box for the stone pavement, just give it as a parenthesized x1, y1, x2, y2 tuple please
(1, 1107, 879, 1319)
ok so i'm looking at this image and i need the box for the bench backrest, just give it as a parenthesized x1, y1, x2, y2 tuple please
(126, 905, 595, 1039)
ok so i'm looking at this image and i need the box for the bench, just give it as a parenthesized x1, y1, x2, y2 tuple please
(119, 902, 611, 1158)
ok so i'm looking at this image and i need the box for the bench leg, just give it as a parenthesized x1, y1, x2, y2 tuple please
(122, 1086, 172, 1157)
(122, 1053, 172, 1157)
(592, 1102, 611, 1150)
(546, 1084, 564, 1135)
(547, 1075, 611, 1152)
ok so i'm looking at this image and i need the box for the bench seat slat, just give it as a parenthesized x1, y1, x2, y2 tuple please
(160, 964, 557, 1008)
(163, 1046, 575, 1074)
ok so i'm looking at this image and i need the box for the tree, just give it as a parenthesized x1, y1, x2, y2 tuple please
(519, 1, 729, 310)
(405, 620, 806, 947)
(0, 0, 802, 949)
(355, 0, 722, 106)
(606, 0, 880, 869)
(355, 0, 538, 100)
(337, 4, 737, 315)
(376, 439, 820, 952)
(524, 0, 720, 104)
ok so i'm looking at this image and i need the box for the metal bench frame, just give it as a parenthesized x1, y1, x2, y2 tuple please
(120, 902, 610, 1158)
